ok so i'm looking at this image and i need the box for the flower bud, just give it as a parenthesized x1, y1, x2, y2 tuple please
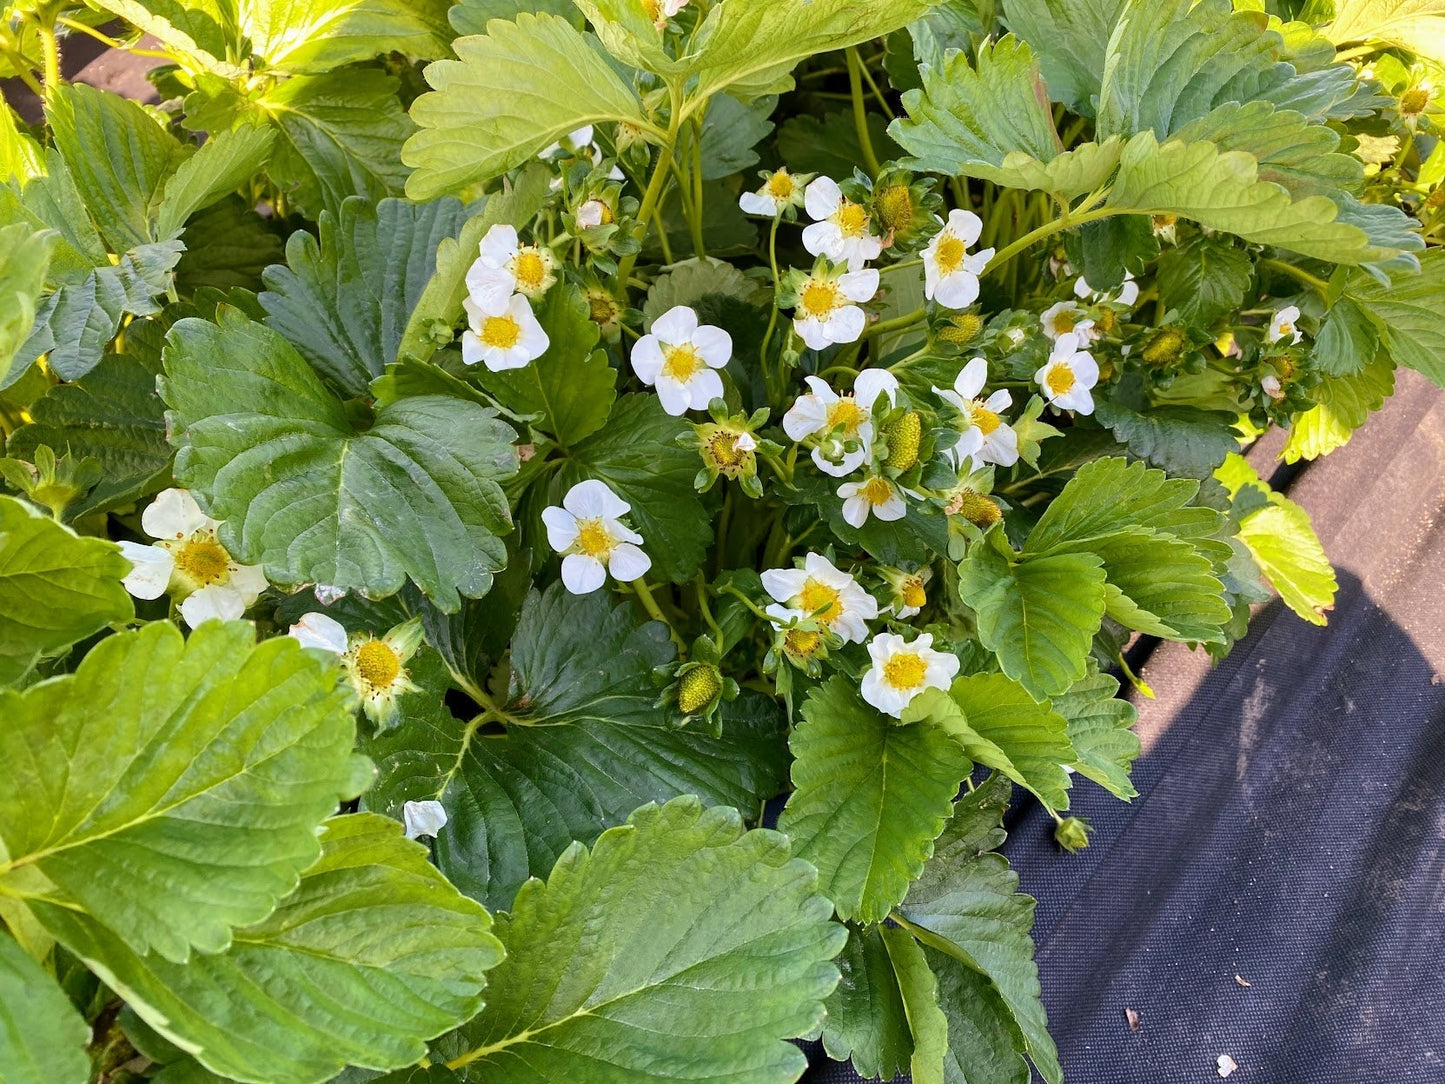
(1055, 816, 1094, 853)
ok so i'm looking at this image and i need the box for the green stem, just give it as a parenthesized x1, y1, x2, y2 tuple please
(847, 48, 882, 177)
(615, 83, 684, 293)
(694, 576, 724, 641)
(38, 20, 60, 90)
(759, 214, 782, 372)
(868, 306, 927, 340)
(632, 576, 688, 656)
(983, 205, 1114, 275)
(720, 584, 774, 622)
(1259, 257, 1328, 296)
(854, 51, 895, 120)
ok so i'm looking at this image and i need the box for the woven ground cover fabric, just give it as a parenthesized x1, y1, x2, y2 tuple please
(804, 369, 1445, 1082)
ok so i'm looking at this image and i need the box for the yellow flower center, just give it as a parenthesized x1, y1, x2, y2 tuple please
(1054, 309, 1078, 334)
(833, 201, 870, 237)
(662, 342, 702, 381)
(1278, 321, 1294, 339)
(1401, 86, 1430, 115)
(354, 639, 401, 690)
(825, 397, 868, 435)
(173, 535, 231, 586)
(797, 579, 842, 624)
(588, 289, 620, 327)
(1045, 363, 1076, 395)
(934, 233, 966, 275)
(574, 518, 615, 558)
(784, 627, 821, 657)
(766, 170, 796, 200)
(511, 249, 548, 291)
(969, 404, 1001, 435)
(800, 280, 842, 318)
(481, 314, 521, 349)
(708, 431, 747, 470)
(862, 477, 894, 505)
(883, 651, 928, 690)
(902, 577, 927, 609)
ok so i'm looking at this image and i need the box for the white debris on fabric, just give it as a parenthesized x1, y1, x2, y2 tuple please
(1217, 1053, 1239, 1077)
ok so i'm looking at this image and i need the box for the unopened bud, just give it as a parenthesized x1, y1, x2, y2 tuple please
(1055, 816, 1093, 853)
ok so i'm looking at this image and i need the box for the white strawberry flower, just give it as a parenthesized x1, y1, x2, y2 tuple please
(761, 551, 878, 644)
(791, 264, 879, 350)
(1267, 305, 1303, 344)
(116, 488, 268, 629)
(838, 475, 906, 528)
(542, 479, 651, 594)
(287, 612, 424, 727)
(576, 198, 611, 229)
(934, 356, 1019, 469)
(465, 223, 556, 309)
(539, 125, 595, 159)
(861, 631, 960, 718)
(1074, 271, 1139, 308)
(403, 800, 448, 840)
(801, 176, 883, 270)
(461, 293, 550, 371)
(1261, 375, 1285, 399)
(1034, 332, 1100, 415)
(1040, 300, 1097, 342)
(630, 305, 733, 415)
(922, 209, 993, 309)
(739, 168, 809, 217)
(644, 0, 689, 26)
(782, 369, 898, 477)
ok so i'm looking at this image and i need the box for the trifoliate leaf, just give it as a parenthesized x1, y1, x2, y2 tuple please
(778, 677, 973, 923)
(1093, 397, 1241, 480)
(555, 394, 711, 582)
(0, 933, 90, 1084)
(1156, 233, 1254, 327)
(1312, 296, 1379, 378)
(32, 814, 501, 1084)
(822, 926, 914, 1082)
(261, 196, 471, 397)
(0, 621, 357, 962)
(1049, 666, 1140, 800)
(999, 0, 1128, 115)
(958, 532, 1107, 700)
(241, 0, 453, 72)
(1280, 350, 1395, 463)
(154, 125, 275, 240)
(1345, 249, 1445, 388)
(477, 281, 617, 448)
(948, 674, 1075, 810)
(445, 797, 846, 1082)
(0, 224, 54, 386)
(162, 307, 519, 610)
(0, 494, 133, 684)
(404, 14, 648, 199)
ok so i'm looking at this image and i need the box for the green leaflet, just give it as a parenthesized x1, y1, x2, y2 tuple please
(1092, 397, 1243, 480)
(926, 945, 1032, 1084)
(260, 196, 472, 397)
(0, 224, 55, 386)
(1156, 233, 1254, 327)
(822, 926, 915, 1081)
(1325, 0, 1445, 59)
(162, 307, 519, 610)
(154, 125, 277, 240)
(240, 0, 453, 72)
(948, 675, 1075, 810)
(1281, 351, 1395, 464)
(1049, 666, 1141, 801)
(31, 814, 501, 1084)
(403, 14, 649, 199)
(0, 621, 359, 962)
(1312, 296, 1380, 378)
(0, 494, 133, 684)
(778, 677, 973, 923)
(450, 0, 583, 35)
(447, 797, 846, 1082)
(1345, 249, 1445, 388)
(1000, 0, 1129, 115)
(882, 924, 950, 1084)
(0, 933, 91, 1084)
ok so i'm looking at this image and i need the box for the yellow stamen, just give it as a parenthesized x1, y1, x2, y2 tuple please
(1046, 364, 1076, 395)
(481, 315, 521, 349)
(934, 234, 965, 275)
(833, 201, 870, 237)
(800, 280, 842, 318)
(902, 577, 926, 609)
(798, 579, 842, 624)
(574, 518, 615, 558)
(969, 404, 1001, 435)
(172, 536, 230, 586)
(708, 431, 746, 470)
(662, 343, 702, 381)
(784, 627, 821, 657)
(511, 250, 547, 291)
(355, 640, 401, 690)
(1054, 309, 1078, 334)
(825, 397, 868, 435)
(766, 170, 796, 199)
(883, 652, 928, 690)
(862, 477, 894, 505)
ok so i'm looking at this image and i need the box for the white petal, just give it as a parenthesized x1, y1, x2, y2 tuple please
(984, 425, 1020, 466)
(1057, 386, 1096, 414)
(478, 223, 519, 266)
(946, 208, 983, 246)
(821, 305, 866, 345)
(1069, 351, 1100, 386)
(464, 261, 515, 314)
(561, 553, 608, 593)
(1074, 276, 1094, 300)
(228, 563, 269, 604)
(739, 190, 779, 216)
(117, 542, 173, 599)
(691, 324, 733, 367)
(403, 799, 449, 839)
(1116, 276, 1139, 306)
(511, 296, 550, 359)
(853, 368, 898, 410)
(541, 505, 580, 552)
(801, 220, 837, 258)
(794, 316, 834, 351)
(142, 488, 209, 540)
(954, 356, 988, 400)
(654, 375, 693, 416)
(842, 235, 883, 269)
(838, 268, 880, 302)
(874, 491, 907, 521)
(569, 125, 594, 146)
(460, 330, 484, 367)
(761, 567, 808, 603)
(840, 494, 869, 528)
(180, 584, 246, 628)
(607, 542, 651, 582)
(783, 393, 828, 440)
(983, 389, 1012, 412)
(804, 175, 842, 219)
(686, 368, 725, 410)
(934, 271, 979, 309)
(289, 611, 348, 655)
(651, 305, 698, 342)
(564, 478, 631, 520)
(631, 335, 664, 384)
(483, 343, 529, 372)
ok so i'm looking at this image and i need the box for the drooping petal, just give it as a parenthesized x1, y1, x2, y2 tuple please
(402, 799, 448, 839)
(794, 316, 834, 351)
(180, 584, 247, 628)
(142, 488, 209, 540)
(607, 542, 651, 582)
(820, 305, 866, 346)
(783, 391, 830, 439)
(560, 553, 608, 594)
(289, 611, 348, 655)
(228, 563, 269, 605)
(739, 190, 778, 216)
(840, 492, 869, 528)
(983, 388, 1012, 412)
(761, 566, 809, 603)
(478, 223, 519, 266)
(117, 541, 173, 599)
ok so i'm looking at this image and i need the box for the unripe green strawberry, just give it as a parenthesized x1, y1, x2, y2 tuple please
(883, 412, 921, 471)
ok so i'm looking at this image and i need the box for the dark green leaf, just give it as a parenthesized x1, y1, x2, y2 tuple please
(1049, 666, 1139, 800)
(822, 926, 914, 1081)
(1156, 233, 1254, 327)
(1345, 249, 1445, 387)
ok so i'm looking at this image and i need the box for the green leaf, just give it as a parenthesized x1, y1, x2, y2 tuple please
(403, 14, 648, 199)
(775, 109, 902, 179)
(1216, 453, 1337, 625)
(1049, 666, 1139, 800)
(447, 797, 845, 1082)
(162, 307, 519, 610)
(957, 534, 1107, 700)
(1085, 528, 1229, 642)
(999, 0, 1128, 115)
(81, 0, 233, 75)
(1345, 249, 1445, 387)
(0, 621, 357, 962)
(1170, 101, 1361, 201)
(241, 0, 454, 72)
(882, 924, 949, 1084)
(1092, 396, 1241, 479)
(32, 813, 501, 1084)
(1280, 350, 1395, 464)
(896, 845, 1061, 1084)
(0, 494, 133, 684)
(0, 224, 56, 386)
(1062, 213, 1158, 292)
(0, 933, 90, 1084)
(821, 926, 914, 1082)
(571, 0, 680, 74)
(556, 394, 711, 583)
(174, 195, 286, 293)
(1156, 233, 1254, 326)
(925, 945, 1031, 1084)
(700, 93, 776, 180)
(450, 0, 584, 35)
(948, 673, 1075, 810)
(363, 585, 789, 911)
(778, 677, 972, 923)
(1311, 296, 1379, 378)
(477, 281, 617, 447)
(261, 196, 471, 397)
(1325, 0, 1445, 58)
(261, 69, 415, 220)
(154, 125, 275, 240)
(641, 256, 764, 326)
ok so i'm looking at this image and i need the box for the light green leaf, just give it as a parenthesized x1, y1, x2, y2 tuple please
(999, 0, 1128, 115)
(1170, 101, 1361, 201)
(957, 533, 1107, 700)
(1049, 666, 1140, 800)
(155, 125, 276, 240)
(1325, 0, 1445, 59)
(882, 924, 949, 1084)
(447, 797, 845, 1082)
(778, 677, 972, 923)
(0, 224, 56, 386)
(0, 100, 41, 186)
(260, 196, 471, 397)
(32, 813, 501, 1084)
(0, 933, 90, 1084)
(0, 621, 357, 962)
(821, 926, 914, 1082)
(1281, 350, 1395, 463)
(1156, 233, 1254, 327)
(1345, 249, 1445, 387)
(572, 0, 679, 74)
(925, 945, 1031, 1084)
(241, 0, 454, 72)
(556, 394, 711, 583)
(948, 673, 1075, 810)
(403, 14, 648, 199)
(477, 281, 617, 448)
(1084, 528, 1230, 642)
(1312, 296, 1379, 377)
(162, 307, 518, 609)
(0, 494, 133, 684)
(82, 0, 234, 74)
(262, 69, 415, 221)
(449, 0, 584, 35)
(896, 845, 1061, 1084)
